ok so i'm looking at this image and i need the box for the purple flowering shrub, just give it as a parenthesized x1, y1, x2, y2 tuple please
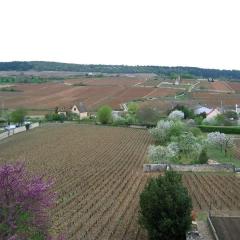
(0, 163, 63, 240)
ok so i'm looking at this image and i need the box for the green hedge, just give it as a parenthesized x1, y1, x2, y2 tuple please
(199, 125, 240, 134)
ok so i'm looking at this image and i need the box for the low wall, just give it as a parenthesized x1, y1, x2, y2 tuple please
(170, 164, 234, 172)
(143, 164, 167, 172)
(143, 163, 235, 173)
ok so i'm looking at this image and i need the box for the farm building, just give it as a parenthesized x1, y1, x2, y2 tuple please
(194, 105, 221, 119)
(57, 102, 88, 119)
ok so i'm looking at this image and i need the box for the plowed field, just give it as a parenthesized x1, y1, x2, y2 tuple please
(182, 173, 240, 211)
(0, 124, 153, 240)
(1, 124, 240, 239)
(0, 75, 154, 111)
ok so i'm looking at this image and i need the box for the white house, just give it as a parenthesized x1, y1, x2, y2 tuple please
(194, 106, 221, 119)
(206, 108, 221, 119)
(71, 102, 88, 119)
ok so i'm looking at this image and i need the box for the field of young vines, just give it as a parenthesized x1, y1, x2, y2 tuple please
(182, 173, 240, 211)
(1, 124, 240, 239)
(0, 124, 153, 240)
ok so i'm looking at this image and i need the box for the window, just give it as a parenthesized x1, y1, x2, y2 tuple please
(74, 108, 76, 111)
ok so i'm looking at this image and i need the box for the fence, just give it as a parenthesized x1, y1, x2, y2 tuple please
(0, 122, 39, 141)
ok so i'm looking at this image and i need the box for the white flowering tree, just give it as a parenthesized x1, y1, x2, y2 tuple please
(149, 120, 174, 144)
(148, 143, 179, 163)
(178, 132, 202, 159)
(207, 132, 234, 156)
(168, 110, 184, 121)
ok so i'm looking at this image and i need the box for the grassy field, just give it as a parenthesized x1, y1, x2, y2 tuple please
(207, 146, 240, 167)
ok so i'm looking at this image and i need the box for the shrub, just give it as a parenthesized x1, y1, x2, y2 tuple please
(190, 127, 202, 137)
(215, 114, 226, 126)
(97, 105, 112, 124)
(198, 149, 208, 164)
(126, 115, 135, 125)
(0, 163, 59, 240)
(10, 108, 27, 125)
(169, 120, 186, 137)
(128, 102, 139, 115)
(139, 171, 192, 240)
(223, 110, 238, 120)
(112, 117, 127, 126)
(194, 116, 204, 125)
(45, 113, 67, 122)
(136, 107, 159, 124)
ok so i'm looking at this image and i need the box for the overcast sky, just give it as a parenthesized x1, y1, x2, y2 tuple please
(0, 0, 239, 70)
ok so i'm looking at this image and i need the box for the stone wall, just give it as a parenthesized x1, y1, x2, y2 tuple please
(143, 163, 235, 173)
(143, 164, 167, 172)
(170, 164, 234, 172)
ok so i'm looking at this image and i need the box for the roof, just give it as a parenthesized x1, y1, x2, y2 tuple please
(57, 102, 87, 113)
(71, 102, 87, 113)
(57, 106, 71, 112)
(77, 102, 87, 113)
(194, 106, 212, 115)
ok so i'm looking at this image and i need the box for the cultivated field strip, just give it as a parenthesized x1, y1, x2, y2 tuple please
(182, 173, 240, 211)
(0, 124, 153, 240)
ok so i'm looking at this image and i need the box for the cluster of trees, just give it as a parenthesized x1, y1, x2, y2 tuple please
(45, 113, 66, 123)
(0, 76, 48, 84)
(96, 103, 161, 126)
(0, 109, 27, 126)
(0, 163, 64, 240)
(207, 132, 234, 156)
(1, 61, 240, 79)
(148, 110, 208, 164)
(0, 87, 20, 92)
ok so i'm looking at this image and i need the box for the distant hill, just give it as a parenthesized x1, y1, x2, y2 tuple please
(0, 61, 240, 79)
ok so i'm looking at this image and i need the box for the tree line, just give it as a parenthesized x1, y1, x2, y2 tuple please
(1, 61, 240, 79)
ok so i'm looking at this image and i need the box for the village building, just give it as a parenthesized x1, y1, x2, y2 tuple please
(194, 105, 221, 119)
(57, 102, 88, 120)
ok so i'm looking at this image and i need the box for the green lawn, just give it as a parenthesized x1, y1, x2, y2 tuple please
(207, 146, 240, 167)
